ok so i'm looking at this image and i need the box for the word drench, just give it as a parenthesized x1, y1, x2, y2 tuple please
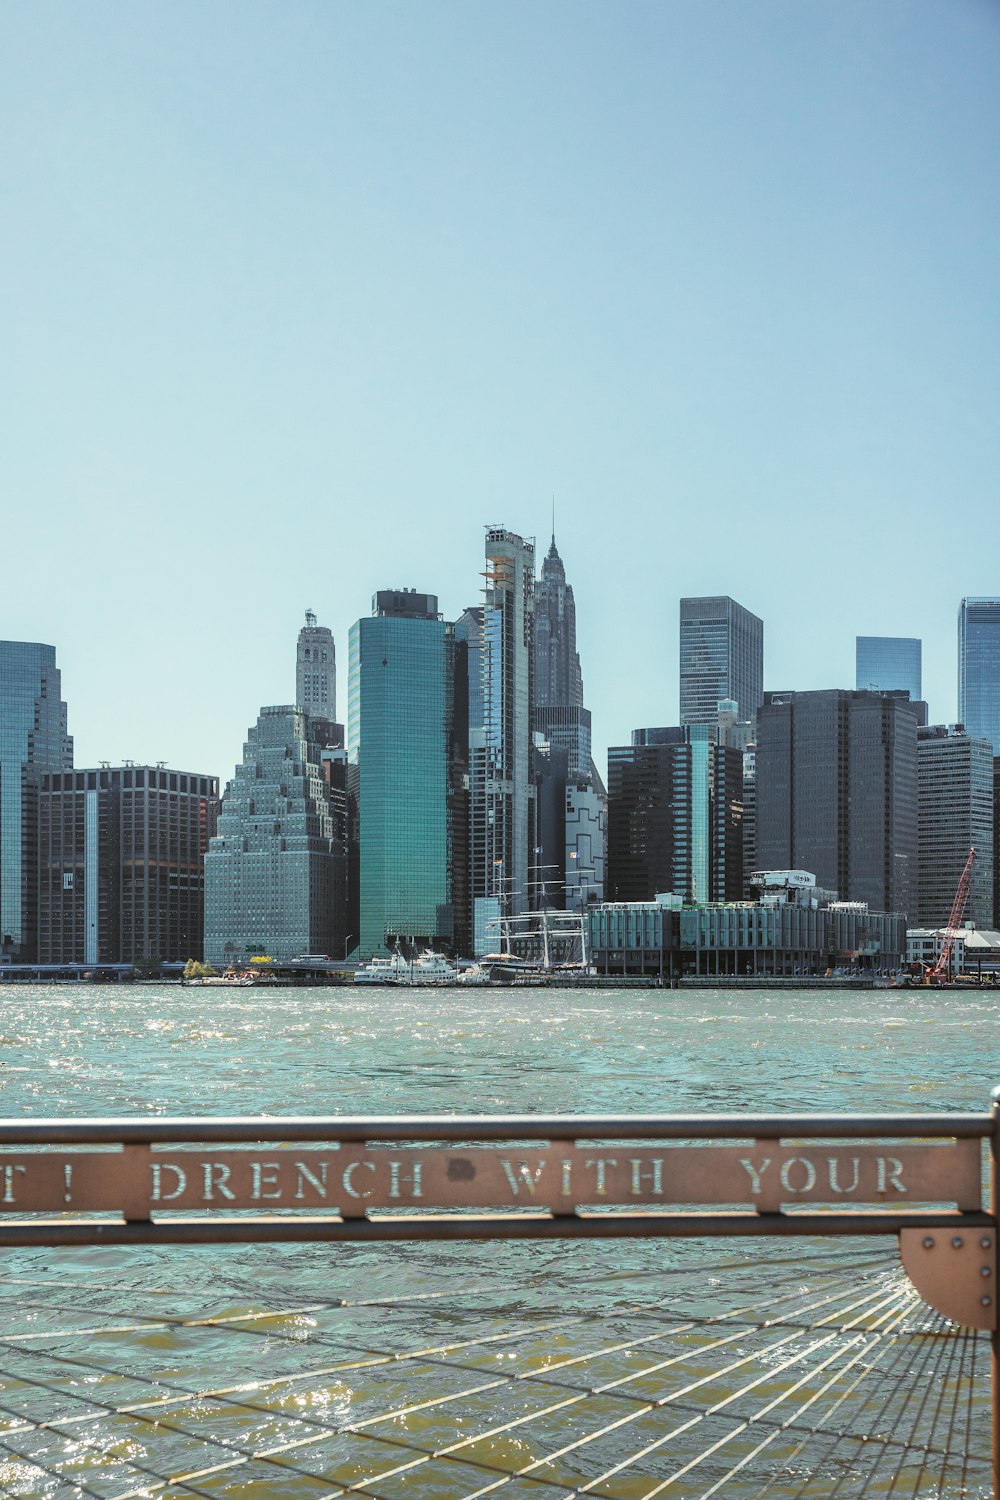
(0, 1140, 981, 1220)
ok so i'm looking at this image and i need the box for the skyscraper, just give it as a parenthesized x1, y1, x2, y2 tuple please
(204, 706, 345, 964)
(348, 589, 468, 957)
(38, 765, 219, 964)
(856, 636, 922, 702)
(756, 689, 919, 915)
(607, 730, 743, 905)
(470, 528, 536, 950)
(958, 598, 1000, 754)
(533, 536, 589, 774)
(534, 531, 583, 710)
(296, 609, 336, 722)
(0, 641, 73, 961)
(679, 597, 763, 728)
(916, 725, 993, 929)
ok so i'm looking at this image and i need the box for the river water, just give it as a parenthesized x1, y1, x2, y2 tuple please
(0, 983, 997, 1497)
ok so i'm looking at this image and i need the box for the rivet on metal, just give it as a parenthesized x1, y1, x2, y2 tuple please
(982, 1296, 993, 1307)
(922, 1236, 935, 1249)
(951, 1236, 964, 1248)
(982, 1236, 993, 1249)
(982, 1266, 992, 1278)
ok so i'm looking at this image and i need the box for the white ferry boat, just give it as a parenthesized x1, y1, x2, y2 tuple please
(353, 950, 459, 986)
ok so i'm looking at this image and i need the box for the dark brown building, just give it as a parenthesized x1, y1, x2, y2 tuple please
(37, 765, 219, 964)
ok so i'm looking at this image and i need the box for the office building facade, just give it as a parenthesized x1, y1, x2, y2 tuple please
(607, 731, 743, 906)
(38, 766, 219, 964)
(916, 725, 994, 929)
(856, 637, 922, 701)
(959, 598, 1000, 755)
(680, 596, 763, 728)
(756, 689, 919, 916)
(0, 641, 73, 961)
(348, 590, 468, 957)
(296, 609, 337, 722)
(205, 706, 345, 964)
(469, 529, 537, 948)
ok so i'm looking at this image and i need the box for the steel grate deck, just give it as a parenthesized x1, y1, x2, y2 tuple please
(0, 1245, 990, 1498)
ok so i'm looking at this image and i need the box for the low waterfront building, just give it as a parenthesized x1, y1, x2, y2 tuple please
(589, 874, 906, 979)
(37, 765, 219, 964)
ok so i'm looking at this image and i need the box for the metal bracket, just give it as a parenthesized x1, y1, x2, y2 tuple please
(899, 1227, 997, 1330)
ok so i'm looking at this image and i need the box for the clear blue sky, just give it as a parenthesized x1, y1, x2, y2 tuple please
(3, 0, 998, 781)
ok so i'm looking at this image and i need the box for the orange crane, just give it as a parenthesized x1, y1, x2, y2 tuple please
(927, 847, 976, 984)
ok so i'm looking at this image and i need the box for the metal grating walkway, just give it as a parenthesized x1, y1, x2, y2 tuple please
(0, 1245, 990, 1498)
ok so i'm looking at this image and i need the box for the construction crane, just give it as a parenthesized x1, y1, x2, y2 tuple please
(928, 847, 976, 983)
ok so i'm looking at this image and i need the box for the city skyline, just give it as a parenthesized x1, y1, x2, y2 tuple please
(2, 3, 997, 783)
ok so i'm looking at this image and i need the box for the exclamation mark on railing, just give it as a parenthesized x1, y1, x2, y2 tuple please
(64, 1164, 73, 1203)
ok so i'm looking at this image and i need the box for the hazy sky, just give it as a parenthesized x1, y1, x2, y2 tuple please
(3, 1, 998, 781)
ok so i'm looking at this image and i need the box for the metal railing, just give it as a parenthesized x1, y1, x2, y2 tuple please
(2, 1096, 998, 1494)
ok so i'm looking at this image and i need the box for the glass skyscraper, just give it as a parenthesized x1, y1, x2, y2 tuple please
(856, 636, 922, 703)
(0, 641, 72, 960)
(679, 597, 763, 728)
(958, 598, 1000, 754)
(349, 591, 467, 957)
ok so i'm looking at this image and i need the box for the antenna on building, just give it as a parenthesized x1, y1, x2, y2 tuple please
(99, 760, 110, 769)
(156, 761, 166, 768)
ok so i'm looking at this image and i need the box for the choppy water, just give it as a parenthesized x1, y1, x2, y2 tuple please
(0, 983, 997, 1497)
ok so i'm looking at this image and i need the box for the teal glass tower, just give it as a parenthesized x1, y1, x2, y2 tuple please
(349, 591, 467, 957)
(0, 641, 73, 960)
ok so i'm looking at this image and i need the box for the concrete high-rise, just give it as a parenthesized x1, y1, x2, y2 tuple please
(0, 641, 73, 961)
(38, 766, 219, 964)
(916, 725, 993, 929)
(756, 689, 919, 916)
(204, 706, 345, 964)
(470, 528, 536, 948)
(959, 598, 1000, 754)
(296, 609, 336, 722)
(680, 597, 763, 728)
(348, 590, 468, 957)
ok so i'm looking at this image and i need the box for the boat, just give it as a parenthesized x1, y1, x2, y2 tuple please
(182, 969, 259, 987)
(353, 950, 460, 986)
(455, 962, 492, 986)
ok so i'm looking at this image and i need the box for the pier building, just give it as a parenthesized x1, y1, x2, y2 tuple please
(588, 875, 907, 979)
